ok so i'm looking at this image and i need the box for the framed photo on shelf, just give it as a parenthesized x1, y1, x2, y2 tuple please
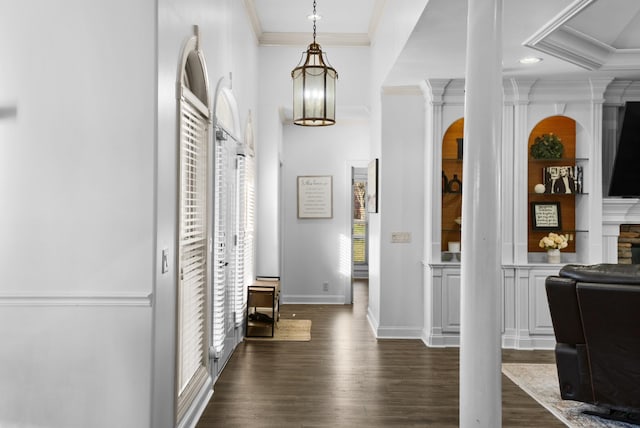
(542, 165, 583, 194)
(531, 202, 562, 230)
(297, 175, 333, 219)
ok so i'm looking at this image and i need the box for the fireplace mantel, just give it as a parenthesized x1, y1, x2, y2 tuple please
(602, 198, 640, 262)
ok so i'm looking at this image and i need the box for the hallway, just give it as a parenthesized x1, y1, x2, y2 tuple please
(197, 280, 563, 427)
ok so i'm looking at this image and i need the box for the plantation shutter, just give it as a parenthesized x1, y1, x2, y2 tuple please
(177, 92, 209, 418)
(212, 130, 228, 355)
(234, 152, 255, 325)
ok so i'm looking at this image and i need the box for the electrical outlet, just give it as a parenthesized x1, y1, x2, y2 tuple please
(322, 282, 329, 292)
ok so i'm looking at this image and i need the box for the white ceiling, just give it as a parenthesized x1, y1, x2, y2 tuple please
(247, 0, 640, 86)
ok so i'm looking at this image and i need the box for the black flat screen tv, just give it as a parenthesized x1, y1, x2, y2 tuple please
(609, 102, 640, 197)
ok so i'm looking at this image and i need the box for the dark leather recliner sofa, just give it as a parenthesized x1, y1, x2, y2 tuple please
(545, 263, 640, 424)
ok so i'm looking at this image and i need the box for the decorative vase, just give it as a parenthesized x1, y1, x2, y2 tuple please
(547, 248, 561, 264)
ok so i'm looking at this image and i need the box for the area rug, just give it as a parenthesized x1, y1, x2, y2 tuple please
(245, 319, 311, 342)
(502, 363, 638, 427)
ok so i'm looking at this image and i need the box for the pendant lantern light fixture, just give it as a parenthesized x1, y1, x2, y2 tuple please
(291, 0, 338, 126)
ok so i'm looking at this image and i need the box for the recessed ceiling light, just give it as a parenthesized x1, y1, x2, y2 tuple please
(307, 13, 322, 20)
(519, 56, 543, 65)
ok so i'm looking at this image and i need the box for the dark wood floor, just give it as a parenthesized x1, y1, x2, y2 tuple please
(197, 280, 563, 427)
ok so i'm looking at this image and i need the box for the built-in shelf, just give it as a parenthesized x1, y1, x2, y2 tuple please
(441, 118, 464, 261)
(528, 192, 589, 196)
(529, 157, 588, 163)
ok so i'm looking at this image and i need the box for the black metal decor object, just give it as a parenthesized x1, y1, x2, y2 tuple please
(447, 174, 462, 193)
(442, 171, 449, 193)
(456, 138, 464, 160)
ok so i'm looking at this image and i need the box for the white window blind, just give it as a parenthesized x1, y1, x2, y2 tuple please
(212, 132, 228, 355)
(234, 153, 256, 325)
(177, 96, 209, 416)
(234, 155, 245, 326)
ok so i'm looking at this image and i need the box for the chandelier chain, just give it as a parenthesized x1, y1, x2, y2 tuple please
(312, 0, 317, 44)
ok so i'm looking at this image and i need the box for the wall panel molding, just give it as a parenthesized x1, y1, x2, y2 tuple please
(0, 292, 152, 306)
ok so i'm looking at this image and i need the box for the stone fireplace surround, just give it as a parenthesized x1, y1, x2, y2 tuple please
(603, 198, 640, 263)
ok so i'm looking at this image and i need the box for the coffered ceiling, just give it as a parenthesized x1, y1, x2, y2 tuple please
(524, 0, 640, 72)
(245, 0, 640, 85)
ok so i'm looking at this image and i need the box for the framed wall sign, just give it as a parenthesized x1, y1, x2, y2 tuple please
(297, 175, 333, 218)
(531, 202, 562, 230)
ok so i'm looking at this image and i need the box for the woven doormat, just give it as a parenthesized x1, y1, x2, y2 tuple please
(245, 319, 311, 342)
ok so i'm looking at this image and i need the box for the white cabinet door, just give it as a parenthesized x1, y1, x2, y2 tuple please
(528, 268, 557, 336)
(442, 268, 461, 333)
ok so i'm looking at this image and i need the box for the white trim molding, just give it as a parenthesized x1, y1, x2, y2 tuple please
(524, 0, 640, 72)
(0, 292, 152, 306)
(281, 294, 344, 304)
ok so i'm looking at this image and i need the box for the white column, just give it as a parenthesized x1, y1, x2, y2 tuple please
(460, 0, 503, 427)
(510, 79, 536, 264)
(422, 79, 450, 260)
(586, 78, 613, 263)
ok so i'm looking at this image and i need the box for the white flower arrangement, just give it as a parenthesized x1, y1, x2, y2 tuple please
(539, 232, 568, 250)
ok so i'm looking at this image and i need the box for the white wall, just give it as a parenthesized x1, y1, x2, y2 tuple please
(377, 89, 425, 337)
(257, 45, 371, 278)
(0, 1, 155, 427)
(281, 122, 369, 303)
(0, 0, 259, 427)
(367, 0, 429, 331)
(258, 1, 431, 333)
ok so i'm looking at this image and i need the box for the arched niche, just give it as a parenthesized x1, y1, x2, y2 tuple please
(528, 115, 576, 160)
(527, 115, 586, 254)
(441, 117, 464, 256)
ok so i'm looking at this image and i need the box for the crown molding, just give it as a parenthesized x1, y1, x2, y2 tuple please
(259, 32, 370, 47)
(245, 0, 374, 47)
(368, 0, 386, 41)
(523, 0, 596, 45)
(243, 0, 262, 44)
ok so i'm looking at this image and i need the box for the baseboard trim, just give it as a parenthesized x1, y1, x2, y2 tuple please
(0, 292, 153, 307)
(177, 376, 213, 428)
(375, 325, 423, 339)
(366, 307, 379, 338)
(422, 332, 461, 348)
(281, 294, 344, 304)
(509, 336, 556, 350)
(422, 330, 555, 350)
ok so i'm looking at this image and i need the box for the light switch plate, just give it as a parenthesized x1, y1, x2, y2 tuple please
(391, 232, 411, 243)
(162, 248, 169, 274)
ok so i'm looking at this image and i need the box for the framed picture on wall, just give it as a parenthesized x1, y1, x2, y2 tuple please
(367, 158, 379, 213)
(531, 202, 562, 230)
(297, 175, 333, 219)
